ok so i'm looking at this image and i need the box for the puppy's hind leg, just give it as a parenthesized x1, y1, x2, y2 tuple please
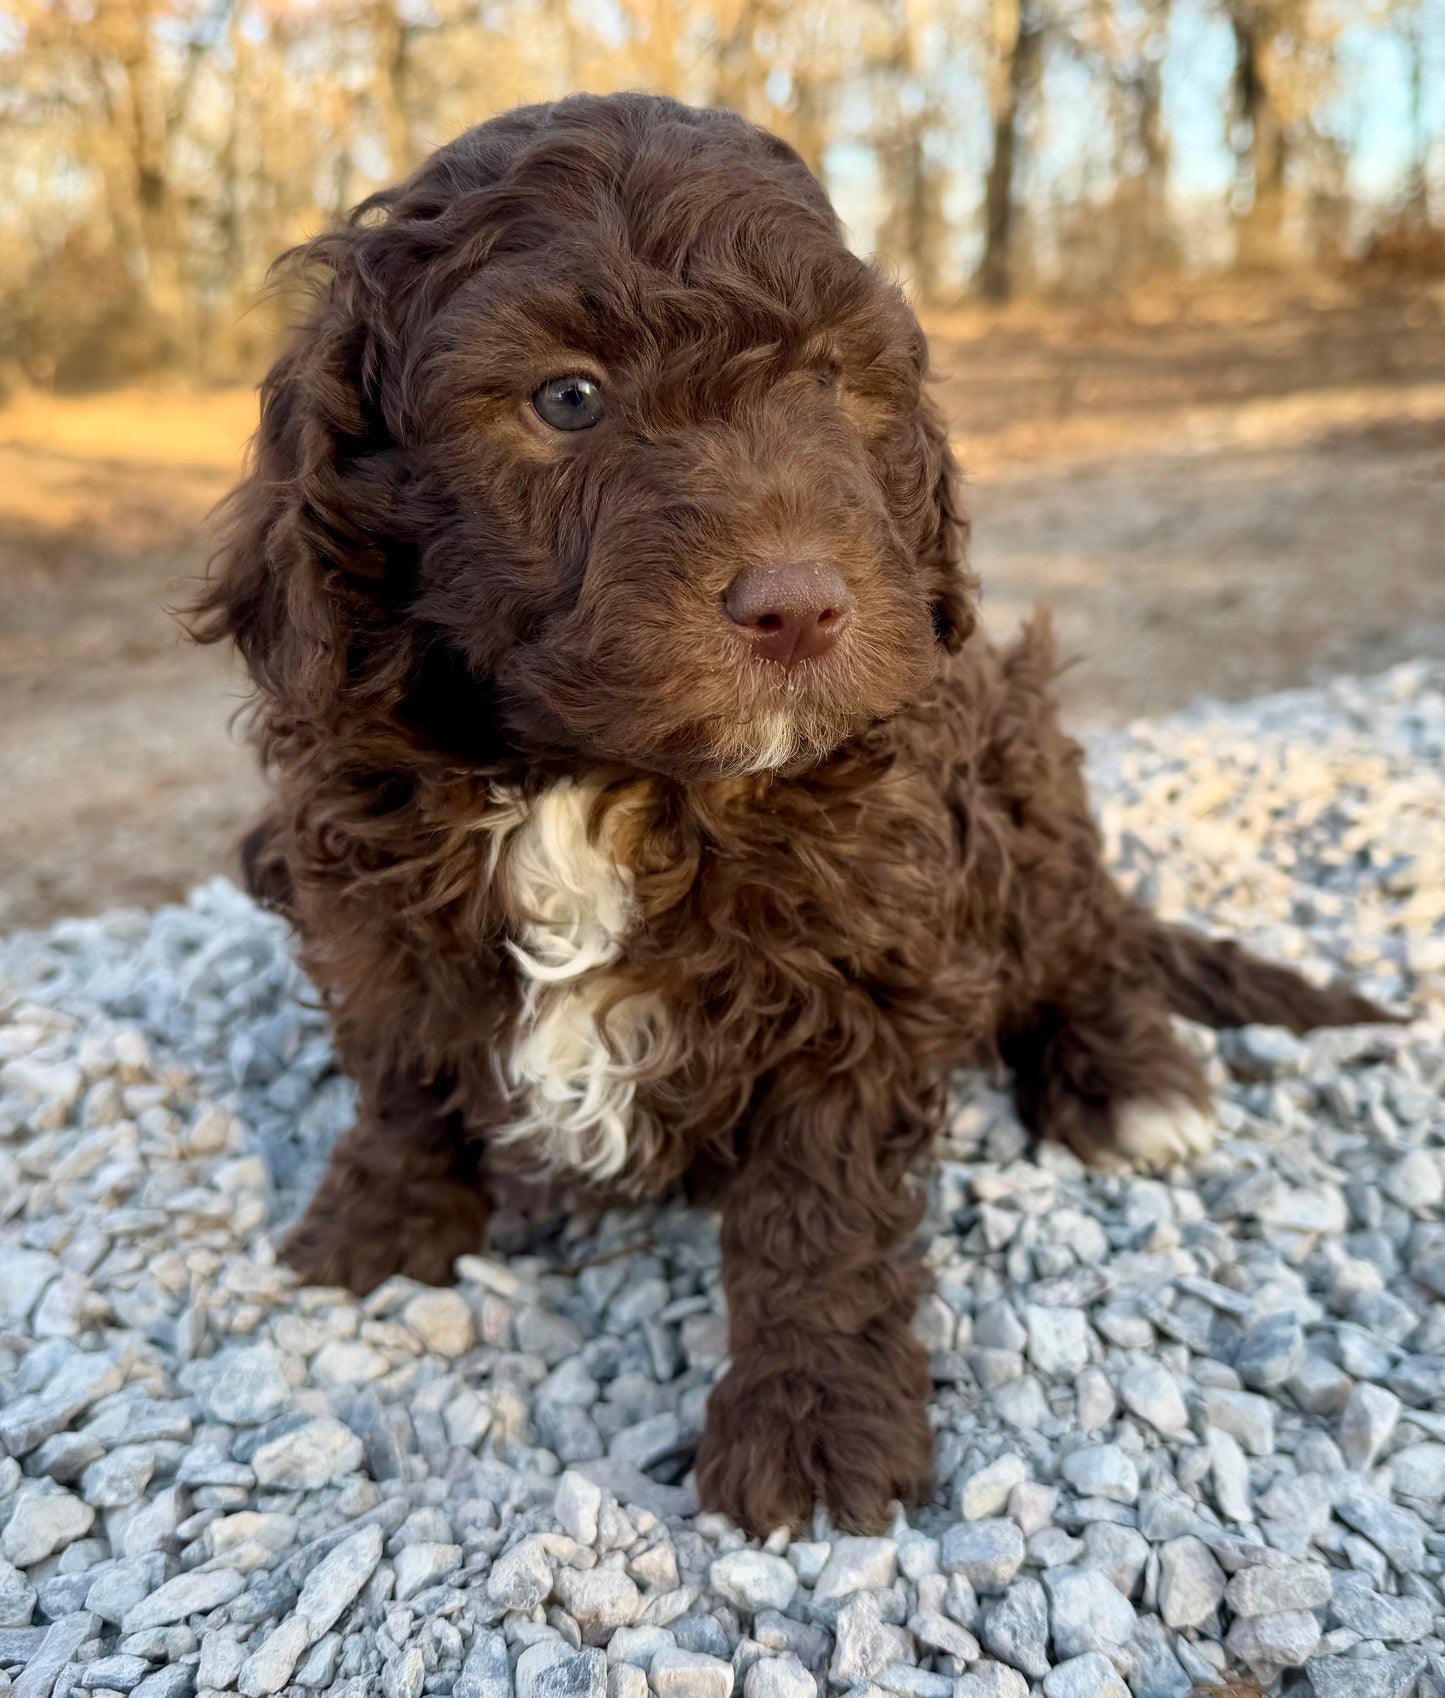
(285, 1073, 490, 1294)
(239, 811, 295, 916)
(1003, 967, 1215, 1173)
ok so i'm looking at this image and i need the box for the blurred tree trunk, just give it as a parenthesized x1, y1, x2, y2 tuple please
(882, 116, 942, 301)
(637, 0, 681, 94)
(100, 0, 187, 359)
(787, 68, 829, 180)
(713, 0, 769, 118)
(977, 0, 1043, 301)
(545, 0, 581, 92)
(1230, 3, 1288, 263)
(877, 0, 946, 303)
(1404, 1, 1428, 223)
(1135, 0, 1171, 260)
(370, 0, 416, 176)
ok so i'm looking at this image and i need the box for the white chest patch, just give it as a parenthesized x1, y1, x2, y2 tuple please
(487, 780, 661, 1180)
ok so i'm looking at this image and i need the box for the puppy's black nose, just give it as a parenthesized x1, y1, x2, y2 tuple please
(723, 560, 853, 668)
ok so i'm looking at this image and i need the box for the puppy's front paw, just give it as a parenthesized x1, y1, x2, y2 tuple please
(695, 1339, 934, 1537)
(284, 1207, 397, 1295)
(285, 1181, 487, 1294)
(1109, 1094, 1216, 1172)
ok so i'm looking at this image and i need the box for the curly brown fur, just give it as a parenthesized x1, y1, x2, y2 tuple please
(191, 93, 1394, 1537)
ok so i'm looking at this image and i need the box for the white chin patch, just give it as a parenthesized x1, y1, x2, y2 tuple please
(733, 709, 801, 777)
(718, 707, 799, 775)
(745, 710, 800, 773)
(1110, 1095, 1216, 1172)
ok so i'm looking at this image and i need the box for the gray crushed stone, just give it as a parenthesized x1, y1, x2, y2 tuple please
(0, 660, 1444, 1698)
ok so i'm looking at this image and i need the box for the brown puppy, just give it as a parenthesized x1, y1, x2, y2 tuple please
(194, 93, 1387, 1536)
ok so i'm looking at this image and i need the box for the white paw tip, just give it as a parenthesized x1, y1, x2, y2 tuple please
(1112, 1095, 1216, 1171)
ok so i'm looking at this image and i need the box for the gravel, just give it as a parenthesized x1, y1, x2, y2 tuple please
(810, 1538, 898, 1604)
(1, 659, 1444, 1697)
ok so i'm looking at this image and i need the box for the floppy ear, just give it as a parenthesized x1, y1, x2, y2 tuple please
(917, 395, 978, 652)
(189, 219, 410, 724)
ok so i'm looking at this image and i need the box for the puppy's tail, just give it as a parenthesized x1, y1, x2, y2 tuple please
(1144, 919, 1402, 1033)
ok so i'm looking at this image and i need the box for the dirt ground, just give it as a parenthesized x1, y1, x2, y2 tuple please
(2, 274, 1443, 931)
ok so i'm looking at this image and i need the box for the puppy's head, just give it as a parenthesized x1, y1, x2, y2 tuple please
(200, 94, 975, 780)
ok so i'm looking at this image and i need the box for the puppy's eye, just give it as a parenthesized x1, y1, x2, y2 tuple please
(533, 374, 605, 431)
(817, 363, 839, 389)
